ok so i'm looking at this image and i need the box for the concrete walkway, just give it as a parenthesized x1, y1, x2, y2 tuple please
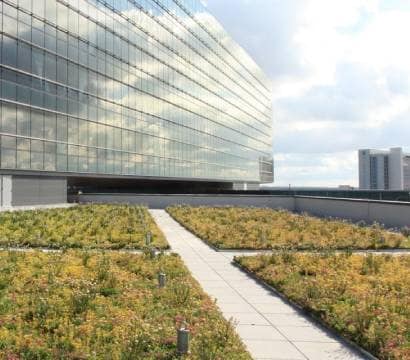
(150, 210, 367, 360)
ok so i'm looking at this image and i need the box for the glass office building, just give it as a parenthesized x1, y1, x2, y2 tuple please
(0, 0, 273, 203)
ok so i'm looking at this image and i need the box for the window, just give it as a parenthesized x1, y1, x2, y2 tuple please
(68, 62, 79, 88)
(57, 2, 68, 30)
(17, 106, 30, 136)
(32, 0, 45, 18)
(57, 143, 67, 171)
(17, 42, 31, 72)
(68, 144, 78, 171)
(1, 103, 17, 134)
(19, 0, 32, 11)
(57, 114, 68, 142)
(1, 135, 17, 168)
(66, 117, 77, 144)
(32, 23, 45, 47)
(5, 13, 18, 39)
(44, 142, 56, 171)
(45, 26, 57, 52)
(30, 139, 44, 170)
(17, 138, 30, 169)
(32, 48, 44, 77)
(57, 58, 67, 84)
(31, 110, 44, 138)
(44, 112, 56, 140)
(78, 119, 88, 145)
(45, 0, 57, 24)
(2, 36, 17, 67)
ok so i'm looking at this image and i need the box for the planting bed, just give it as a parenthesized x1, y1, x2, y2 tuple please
(0, 250, 250, 359)
(167, 206, 410, 250)
(235, 253, 410, 360)
(0, 205, 168, 250)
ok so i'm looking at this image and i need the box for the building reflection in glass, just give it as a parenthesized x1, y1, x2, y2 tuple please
(0, 0, 273, 184)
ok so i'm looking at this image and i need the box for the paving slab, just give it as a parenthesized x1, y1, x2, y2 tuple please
(236, 325, 286, 341)
(277, 326, 338, 343)
(245, 340, 306, 359)
(265, 314, 313, 327)
(149, 210, 367, 360)
(294, 342, 363, 360)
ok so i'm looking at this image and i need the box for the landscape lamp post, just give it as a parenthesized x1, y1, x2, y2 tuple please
(145, 231, 152, 246)
(158, 272, 166, 288)
(177, 324, 190, 355)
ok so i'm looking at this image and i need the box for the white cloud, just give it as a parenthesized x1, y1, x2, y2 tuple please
(206, 0, 410, 186)
(274, 152, 358, 187)
(351, 10, 410, 70)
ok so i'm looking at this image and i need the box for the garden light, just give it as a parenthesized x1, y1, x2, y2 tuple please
(145, 231, 152, 246)
(177, 324, 190, 355)
(158, 272, 166, 288)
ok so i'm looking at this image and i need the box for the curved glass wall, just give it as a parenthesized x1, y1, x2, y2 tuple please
(0, 0, 273, 183)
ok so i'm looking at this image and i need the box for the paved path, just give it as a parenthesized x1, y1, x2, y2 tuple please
(150, 210, 367, 360)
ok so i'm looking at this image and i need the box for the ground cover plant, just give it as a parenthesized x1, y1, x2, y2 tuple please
(167, 206, 410, 250)
(235, 253, 410, 359)
(0, 205, 168, 250)
(0, 250, 250, 359)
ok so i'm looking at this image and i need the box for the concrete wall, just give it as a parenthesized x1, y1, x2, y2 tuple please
(78, 193, 410, 228)
(295, 197, 370, 222)
(78, 193, 295, 211)
(295, 196, 410, 228)
(0, 176, 12, 207)
(10, 176, 67, 206)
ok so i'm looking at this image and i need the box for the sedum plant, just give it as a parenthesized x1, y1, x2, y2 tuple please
(0, 205, 168, 250)
(167, 206, 410, 250)
(236, 253, 410, 360)
(0, 250, 251, 359)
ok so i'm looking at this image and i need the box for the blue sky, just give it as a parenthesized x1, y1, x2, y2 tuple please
(204, 0, 410, 187)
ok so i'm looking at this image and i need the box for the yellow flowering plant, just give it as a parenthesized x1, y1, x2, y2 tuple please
(167, 206, 410, 250)
(0, 205, 168, 250)
(0, 251, 250, 359)
(235, 253, 410, 359)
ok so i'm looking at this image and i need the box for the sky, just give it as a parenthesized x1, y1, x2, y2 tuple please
(203, 0, 410, 187)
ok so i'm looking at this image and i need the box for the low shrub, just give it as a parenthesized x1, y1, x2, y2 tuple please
(167, 206, 410, 250)
(0, 251, 250, 359)
(0, 205, 168, 250)
(401, 226, 410, 237)
(236, 253, 410, 359)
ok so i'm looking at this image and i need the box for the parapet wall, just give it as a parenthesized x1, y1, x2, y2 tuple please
(77, 193, 294, 211)
(294, 196, 410, 228)
(78, 193, 410, 228)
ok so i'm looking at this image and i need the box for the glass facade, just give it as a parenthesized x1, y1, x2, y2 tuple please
(0, 0, 273, 184)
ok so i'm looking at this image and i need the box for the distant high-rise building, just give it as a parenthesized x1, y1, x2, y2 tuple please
(359, 148, 410, 190)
